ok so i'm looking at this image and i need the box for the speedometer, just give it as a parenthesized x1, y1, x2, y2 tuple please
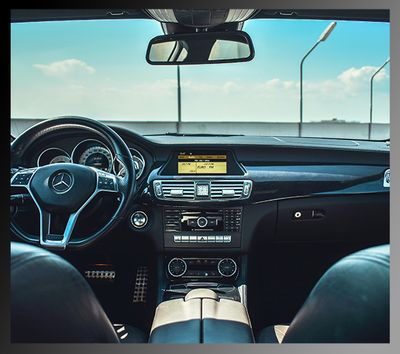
(78, 146, 113, 172)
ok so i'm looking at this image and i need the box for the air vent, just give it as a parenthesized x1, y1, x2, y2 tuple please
(154, 180, 195, 200)
(210, 181, 251, 199)
(153, 180, 252, 201)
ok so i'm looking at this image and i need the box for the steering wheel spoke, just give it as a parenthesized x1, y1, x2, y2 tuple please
(39, 210, 81, 249)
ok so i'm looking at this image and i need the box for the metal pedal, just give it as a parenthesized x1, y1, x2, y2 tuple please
(132, 266, 149, 303)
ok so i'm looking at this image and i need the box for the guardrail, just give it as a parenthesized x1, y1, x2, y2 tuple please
(11, 118, 389, 140)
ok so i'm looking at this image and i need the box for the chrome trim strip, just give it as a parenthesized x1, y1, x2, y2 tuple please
(153, 179, 253, 202)
(237, 284, 248, 308)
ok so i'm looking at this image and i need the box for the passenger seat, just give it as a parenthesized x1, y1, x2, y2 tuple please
(257, 244, 390, 343)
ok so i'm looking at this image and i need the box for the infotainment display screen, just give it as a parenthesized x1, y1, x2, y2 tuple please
(178, 152, 227, 174)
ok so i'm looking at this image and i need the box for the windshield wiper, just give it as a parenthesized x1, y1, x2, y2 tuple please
(145, 132, 245, 137)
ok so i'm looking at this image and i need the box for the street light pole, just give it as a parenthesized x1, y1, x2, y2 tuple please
(177, 65, 182, 134)
(299, 21, 336, 137)
(369, 58, 390, 140)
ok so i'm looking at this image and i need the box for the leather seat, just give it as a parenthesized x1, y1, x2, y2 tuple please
(11, 242, 146, 343)
(258, 244, 390, 343)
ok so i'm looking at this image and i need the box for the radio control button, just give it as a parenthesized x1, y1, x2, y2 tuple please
(173, 235, 181, 243)
(223, 236, 232, 243)
(189, 236, 197, 243)
(181, 236, 189, 242)
(207, 236, 216, 242)
(208, 219, 217, 226)
(197, 217, 208, 228)
(216, 236, 224, 243)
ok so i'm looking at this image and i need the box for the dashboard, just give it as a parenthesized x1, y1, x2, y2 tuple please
(11, 122, 390, 255)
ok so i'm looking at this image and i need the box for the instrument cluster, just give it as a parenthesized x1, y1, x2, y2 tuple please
(36, 139, 146, 180)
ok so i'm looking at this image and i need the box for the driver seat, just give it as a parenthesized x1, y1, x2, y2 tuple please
(11, 242, 147, 343)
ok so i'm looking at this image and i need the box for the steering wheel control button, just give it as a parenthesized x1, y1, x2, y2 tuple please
(51, 171, 74, 193)
(130, 211, 148, 229)
(197, 216, 208, 228)
(98, 175, 115, 191)
(11, 171, 35, 186)
(217, 258, 237, 277)
(168, 258, 187, 277)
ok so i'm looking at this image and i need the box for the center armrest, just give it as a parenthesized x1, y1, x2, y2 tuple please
(149, 289, 254, 343)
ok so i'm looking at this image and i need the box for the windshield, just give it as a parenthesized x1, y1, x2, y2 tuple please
(11, 18, 390, 139)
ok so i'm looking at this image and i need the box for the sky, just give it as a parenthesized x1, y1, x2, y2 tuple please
(11, 18, 390, 123)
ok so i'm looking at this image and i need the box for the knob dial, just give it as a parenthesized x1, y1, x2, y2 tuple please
(217, 258, 237, 277)
(168, 258, 187, 277)
(130, 211, 148, 229)
(197, 216, 208, 228)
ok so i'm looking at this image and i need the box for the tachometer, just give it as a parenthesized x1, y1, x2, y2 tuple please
(37, 147, 70, 167)
(78, 146, 113, 172)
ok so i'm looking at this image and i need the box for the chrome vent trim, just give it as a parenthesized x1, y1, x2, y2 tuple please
(157, 180, 196, 199)
(153, 180, 252, 201)
(210, 181, 245, 199)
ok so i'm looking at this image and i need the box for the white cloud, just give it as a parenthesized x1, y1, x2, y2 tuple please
(338, 66, 388, 85)
(16, 64, 388, 123)
(33, 59, 95, 77)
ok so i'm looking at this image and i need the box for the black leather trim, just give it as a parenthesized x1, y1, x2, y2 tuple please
(203, 319, 254, 343)
(11, 242, 120, 343)
(282, 244, 390, 343)
(149, 319, 201, 343)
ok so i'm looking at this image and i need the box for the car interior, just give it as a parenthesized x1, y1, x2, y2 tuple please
(10, 9, 390, 344)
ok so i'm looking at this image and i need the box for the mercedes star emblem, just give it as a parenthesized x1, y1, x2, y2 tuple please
(51, 172, 73, 193)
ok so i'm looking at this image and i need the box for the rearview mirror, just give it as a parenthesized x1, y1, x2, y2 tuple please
(146, 31, 255, 65)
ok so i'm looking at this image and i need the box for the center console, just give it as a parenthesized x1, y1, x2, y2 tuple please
(163, 207, 243, 248)
(150, 150, 251, 325)
(149, 288, 254, 343)
(160, 205, 246, 302)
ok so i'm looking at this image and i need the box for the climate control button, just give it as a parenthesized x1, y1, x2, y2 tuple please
(167, 258, 187, 277)
(217, 258, 237, 277)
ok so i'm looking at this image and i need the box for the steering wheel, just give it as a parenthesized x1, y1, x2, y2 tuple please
(10, 116, 137, 249)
